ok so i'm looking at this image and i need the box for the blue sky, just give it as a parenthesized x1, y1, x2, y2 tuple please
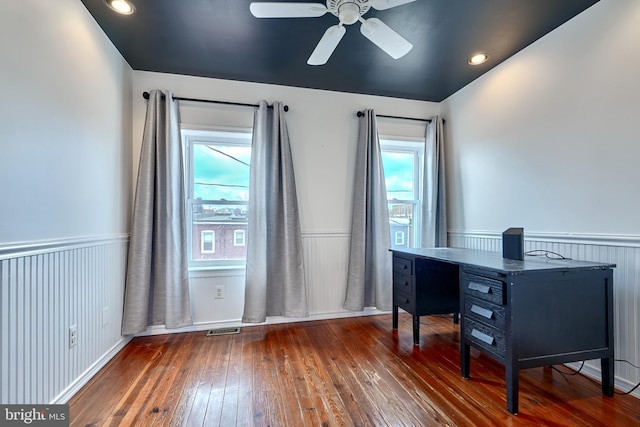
(193, 144, 414, 202)
(381, 151, 414, 201)
(193, 144, 251, 201)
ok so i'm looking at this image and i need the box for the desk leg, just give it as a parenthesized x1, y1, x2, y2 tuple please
(461, 342, 470, 379)
(506, 364, 519, 414)
(601, 357, 614, 396)
(413, 315, 420, 346)
(392, 305, 398, 330)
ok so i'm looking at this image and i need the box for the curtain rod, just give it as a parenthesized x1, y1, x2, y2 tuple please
(142, 91, 289, 112)
(356, 111, 444, 124)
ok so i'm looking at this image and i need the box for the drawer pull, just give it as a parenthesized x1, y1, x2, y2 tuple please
(471, 304, 494, 319)
(471, 329, 495, 345)
(405, 298, 410, 304)
(468, 281, 491, 294)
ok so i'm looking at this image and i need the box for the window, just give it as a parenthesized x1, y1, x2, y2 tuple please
(201, 230, 215, 253)
(234, 230, 246, 246)
(183, 128, 252, 268)
(380, 138, 424, 250)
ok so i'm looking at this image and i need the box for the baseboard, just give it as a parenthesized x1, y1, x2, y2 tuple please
(51, 336, 133, 404)
(565, 362, 640, 399)
(135, 307, 391, 337)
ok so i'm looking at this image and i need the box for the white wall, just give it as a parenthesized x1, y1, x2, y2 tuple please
(0, 0, 132, 244)
(441, 0, 640, 236)
(132, 71, 439, 327)
(0, 0, 132, 404)
(441, 0, 640, 396)
(133, 71, 438, 234)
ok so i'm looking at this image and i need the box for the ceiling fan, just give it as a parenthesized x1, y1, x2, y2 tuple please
(250, 0, 416, 65)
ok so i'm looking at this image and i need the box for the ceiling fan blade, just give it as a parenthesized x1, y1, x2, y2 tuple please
(250, 2, 328, 18)
(360, 18, 413, 59)
(369, 0, 416, 11)
(307, 25, 346, 65)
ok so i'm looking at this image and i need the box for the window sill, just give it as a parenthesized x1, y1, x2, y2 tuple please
(189, 265, 246, 279)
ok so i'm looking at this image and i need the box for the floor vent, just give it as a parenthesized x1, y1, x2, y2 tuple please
(206, 327, 241, 336)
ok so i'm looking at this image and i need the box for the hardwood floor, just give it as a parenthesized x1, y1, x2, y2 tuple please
(68, 313, 640, 426)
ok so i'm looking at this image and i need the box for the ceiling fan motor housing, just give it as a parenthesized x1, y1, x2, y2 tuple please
(328, 0, 371, 24)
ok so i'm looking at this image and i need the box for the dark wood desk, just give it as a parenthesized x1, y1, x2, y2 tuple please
(391, 247, 615, 414)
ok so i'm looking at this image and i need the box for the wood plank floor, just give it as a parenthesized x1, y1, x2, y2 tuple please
(68, 313, 640, 426)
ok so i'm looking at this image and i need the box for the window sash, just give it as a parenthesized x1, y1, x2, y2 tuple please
(201, 230, 215, 253)
(183, 128, 251, 269)
(234, 230, 246, 246)
(380, 138, 424, 250)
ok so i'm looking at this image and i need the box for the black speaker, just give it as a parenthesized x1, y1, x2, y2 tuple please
(502, 227, 524, 260)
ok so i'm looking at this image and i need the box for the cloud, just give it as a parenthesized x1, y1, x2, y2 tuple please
(381, 151, 415, 200)
(193, 144, 251, 201)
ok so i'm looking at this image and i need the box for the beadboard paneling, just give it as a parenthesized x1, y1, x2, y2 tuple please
(303, 232, 351, 315)
(0, 236, 128, 404)
(160, 232, 377, 335)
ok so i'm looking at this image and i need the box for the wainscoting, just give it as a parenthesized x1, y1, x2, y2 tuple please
(187, 231, 377, 331)
(449, 230, 640, 397)
(5, 230, 635, 405)
(303, 232, 351, 315)
(0, 236, 129, 404)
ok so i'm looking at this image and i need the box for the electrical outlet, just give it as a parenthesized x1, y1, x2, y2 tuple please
(69, 325, 77, 349)
(214, 285, 225, 299)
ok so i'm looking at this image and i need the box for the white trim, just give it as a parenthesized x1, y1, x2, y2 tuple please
(378, 135, 426, 147)
(180, 124, 254, 135)
(565, 362, 640, 399)
(448, 230, 640, 248)
(51, 336, 133, 404)
(189, 267, 245, 278)
(0, 234, 129, 260)
(301, 230, 350, 238)
(134, 308, 390, 337)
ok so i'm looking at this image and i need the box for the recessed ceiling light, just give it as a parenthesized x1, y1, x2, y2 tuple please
(468, 53, 489, 65)
(104, 0, 135, 15)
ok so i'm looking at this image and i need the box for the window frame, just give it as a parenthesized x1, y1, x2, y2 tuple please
(200, 230, 216, 253)
(233, 229, 246, 247)
(379, 136, 425, 250)
(182, 127, 252, 270)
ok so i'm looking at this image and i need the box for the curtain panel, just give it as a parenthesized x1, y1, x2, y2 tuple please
(122, 90, 192, 335)
(242, 101, 308, 323)
(344, 109, 392, 311)
(421, 116, 447, 248)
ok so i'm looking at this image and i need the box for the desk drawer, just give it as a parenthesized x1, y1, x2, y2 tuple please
(393, 255, 413, 275)
(464, 296, 505, 330)
(464, 318, 505, 358)
(393, 272, 414, 295)
(394, 289, 415, 312)
(461, 273, 505, 305)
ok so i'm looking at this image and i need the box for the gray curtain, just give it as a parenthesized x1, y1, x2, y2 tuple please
(421, 116, 447, 247)
(344, 109, 392, 311)
(122, 90, 192, 335)
(242, 101, 308, 323)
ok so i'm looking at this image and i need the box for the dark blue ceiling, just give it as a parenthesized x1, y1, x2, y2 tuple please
(81, 0, 600, 102)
